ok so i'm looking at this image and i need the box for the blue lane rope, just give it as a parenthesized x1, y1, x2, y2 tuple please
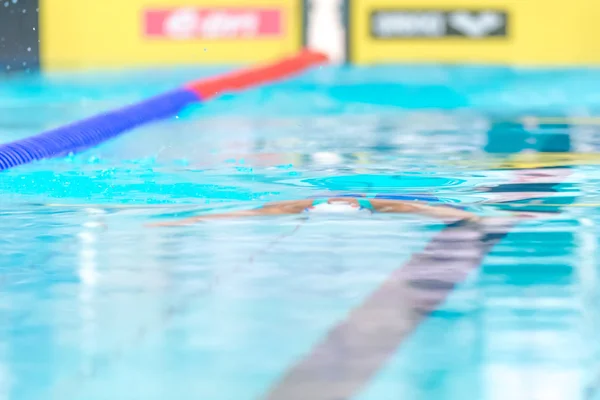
(0, 50, 327, 172)
(0, 89, 199, 171)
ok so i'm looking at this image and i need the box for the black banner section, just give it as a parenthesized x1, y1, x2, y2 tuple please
(371, 10, 508, 39)
(0, 0, 39, 73)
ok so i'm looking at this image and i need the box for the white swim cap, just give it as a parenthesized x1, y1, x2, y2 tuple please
(305, 201, 370, 214)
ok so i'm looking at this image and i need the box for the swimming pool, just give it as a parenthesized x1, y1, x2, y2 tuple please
(1, 64, 599, 400)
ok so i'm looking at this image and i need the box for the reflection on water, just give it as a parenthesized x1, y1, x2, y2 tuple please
(1, 94, 600, 399)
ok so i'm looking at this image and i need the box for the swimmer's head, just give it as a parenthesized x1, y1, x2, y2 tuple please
(305, 198, 371, 214)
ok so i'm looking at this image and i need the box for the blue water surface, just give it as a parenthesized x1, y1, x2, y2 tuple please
(0, 65, 599, 400)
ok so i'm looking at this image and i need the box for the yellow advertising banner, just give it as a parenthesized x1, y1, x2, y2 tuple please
(40, 0, 303, 70)
(349, 0, 600, 65)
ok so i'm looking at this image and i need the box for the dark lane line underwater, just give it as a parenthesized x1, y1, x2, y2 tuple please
(263, 129, 579, 399)
(264, 218, 514, 400)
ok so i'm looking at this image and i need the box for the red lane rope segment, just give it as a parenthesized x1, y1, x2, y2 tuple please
(186, 49, 328, 100)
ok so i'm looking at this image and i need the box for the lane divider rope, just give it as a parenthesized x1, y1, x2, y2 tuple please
(0, 49, 328, 172)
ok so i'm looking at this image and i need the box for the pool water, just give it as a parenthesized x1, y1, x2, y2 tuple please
(1, 65, 600, 400)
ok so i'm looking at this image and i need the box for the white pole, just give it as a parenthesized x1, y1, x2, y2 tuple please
(306, 0, 346, 63)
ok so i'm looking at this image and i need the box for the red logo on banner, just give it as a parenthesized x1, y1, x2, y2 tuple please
(144, 8, 283, 39)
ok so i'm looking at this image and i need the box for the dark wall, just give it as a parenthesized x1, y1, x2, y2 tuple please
(0, 0, 39, 73)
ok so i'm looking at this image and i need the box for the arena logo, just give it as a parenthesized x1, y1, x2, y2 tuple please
(144, 8, 283, 39)
(371, 10, 508, 38)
